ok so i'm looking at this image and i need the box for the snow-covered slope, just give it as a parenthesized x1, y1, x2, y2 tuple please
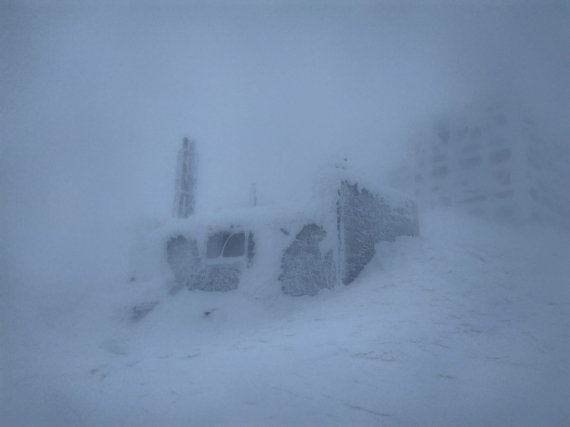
(2, 210, 569, 426)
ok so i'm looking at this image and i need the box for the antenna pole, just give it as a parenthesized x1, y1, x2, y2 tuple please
(173, 137, 198, 218)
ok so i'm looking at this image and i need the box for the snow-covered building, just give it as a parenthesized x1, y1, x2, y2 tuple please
(412, 106, 570, 226)
(131, 165, 419, 297)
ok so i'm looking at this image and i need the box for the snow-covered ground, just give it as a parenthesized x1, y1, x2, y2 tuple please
(2, 210, 570, 426)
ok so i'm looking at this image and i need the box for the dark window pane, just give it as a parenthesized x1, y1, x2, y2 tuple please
(223, 232, 245, 257)
(224, 232, 245, 257)
(206, 232, 228, 258)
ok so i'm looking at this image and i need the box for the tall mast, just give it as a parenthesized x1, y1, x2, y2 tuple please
(173, 137, 198, 218)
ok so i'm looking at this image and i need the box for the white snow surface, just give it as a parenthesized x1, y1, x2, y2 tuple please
(2, 210, 570, 426)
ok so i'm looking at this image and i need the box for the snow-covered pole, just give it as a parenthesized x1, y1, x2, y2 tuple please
(173, 137, 198, 218)
(250, 183, 258, 207)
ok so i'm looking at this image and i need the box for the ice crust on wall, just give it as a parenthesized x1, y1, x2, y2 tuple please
(279, 224, 335, 296)
(338, 180, 419, 285)
(173, 138, 198, 219)
(150, 205, 322, 296)
(133, 169, 419, 297)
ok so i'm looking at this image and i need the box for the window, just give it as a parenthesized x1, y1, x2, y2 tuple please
(223, 233, 245, 257)
(206, 232, 227, 258)
(206, 231, 245, 259)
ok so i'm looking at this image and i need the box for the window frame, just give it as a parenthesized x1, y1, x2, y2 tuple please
(204, 229, 247, 263)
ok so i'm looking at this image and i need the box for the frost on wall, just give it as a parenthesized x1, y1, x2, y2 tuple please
(173, 138, 197, 219)
(166, 235, 200, 286)
(338, 181, 380, 285)
(166, 232, 246, 292)
(246, 232, 255, 268)
(192, 264, 240, 292)
(279, 224, 335, 296)
(159, 175, 418, 296)
(338, 180, 418, 285)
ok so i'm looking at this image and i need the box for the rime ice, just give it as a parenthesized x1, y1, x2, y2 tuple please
(139, 155, 419, 296)
(173, 138, 198, 219)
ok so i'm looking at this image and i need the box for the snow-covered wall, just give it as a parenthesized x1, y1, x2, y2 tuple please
(131, 173, 419, 297)
(338, 180, 418, 284)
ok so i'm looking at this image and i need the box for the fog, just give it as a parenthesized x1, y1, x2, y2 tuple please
(2, 0, 568, 284)
(1, 1, 570, 425)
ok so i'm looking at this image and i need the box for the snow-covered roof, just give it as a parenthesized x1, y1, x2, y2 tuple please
(157, 203, 321, 237)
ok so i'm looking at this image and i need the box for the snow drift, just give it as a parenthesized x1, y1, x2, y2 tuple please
(2, 210, 569, 426)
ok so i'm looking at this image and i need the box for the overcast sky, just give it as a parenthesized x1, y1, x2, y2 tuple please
(2, 0, 569, 284)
